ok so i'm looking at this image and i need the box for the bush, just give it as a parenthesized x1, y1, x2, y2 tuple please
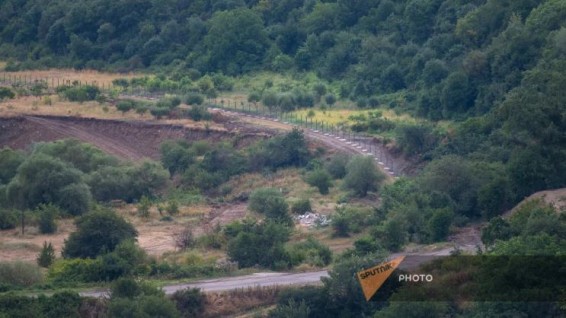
(116, 100, 137, 113)
(187, 105, 211, 121)
(171, 288, 205, 318)
(287, 237, 332, 267)
(58, 85, 101, 102)
(306, 169, 332, 194)
(248, 188, 292, 225)
(0, 87, 15, 100)
(37, 241, 56, 268)
(331, 207, 373, 237)
(227, 221, 291, 269)
(291, 198, 312, 215)
(324, 93, 337, 106)
(343, 156, 386, 197)
(185, 93, 204, 105)
(150, 107, 170, 119)
(427, 208, 453, 242)
(0, 261, 43, 287)
(62, 208, 138, 259)
(36, 204, 59, 234)
(325, 154, 349, 179)
(0, 209, 18, 230)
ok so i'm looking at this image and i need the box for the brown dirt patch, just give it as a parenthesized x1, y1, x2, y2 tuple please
(0, 115, 231, 160)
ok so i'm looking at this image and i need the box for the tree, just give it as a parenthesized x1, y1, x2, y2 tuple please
(137, 196, 151, 218)
(36, 203, 59, 234)
(343, 156, 386, 197)
(306, 169, 332, 194)
(62, 208, 138, 259)
(248, 188, 292, 226)
(203, 8, 270, 75)
(37, 241, 56, 268)
(227, 221, 291, 269)
(6, 154, 91, 216)
(427, 208, 453, 242)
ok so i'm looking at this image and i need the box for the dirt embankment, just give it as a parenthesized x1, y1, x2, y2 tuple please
(0, 115, 235, 160)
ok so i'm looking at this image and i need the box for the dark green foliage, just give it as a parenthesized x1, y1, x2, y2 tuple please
(343, 156, 386, 197)
(37, 241, 55, 268)
(0, 87, 15, 100)
(0, 209, 18, 230)
(325, 154, 348, 179)
(171, 288, 205, 318)
(0, 148, 24, 185)
(36, 204, 59, 234)
(481, 217, 514, 247)
(331, 206, 373, 237)
(6, 153, 91, 215)
(116, 100, 136, 113)
(58, 85, 100, 102)
(426, 208, 453, 242)
(253, 129, 310, 170)
(396, 124, 439, 157)
(227, 220, 291, 269)
(187, 105, 211, 121)
(248, 188, 292, 225)
(185, 93, 204, 105)
(149, 107, 170, 119)
(0, 292, 81, 318)
(287, 237, 332, 267)
(62, 208, 137, 259)
(109, 278, 179, 318)
(291, 198, 311, 215)
(305, 169, 331, 194)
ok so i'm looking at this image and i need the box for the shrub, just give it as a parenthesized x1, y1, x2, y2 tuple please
(248, 188, 292, 225)
(166, 200, 179, 216)
(287, 237, 332, 267)
(185, 93, 204, 105)
(306, 169, 332, 195)
(173, 226, 196, 250)
(331, 207, 373, 237)
(150, 107, 170, 119)
(324, 93, 337, 106)
(291, 198, 312, 215)
(59, 85, 101, 102)
(0, 261, 43, 287)
(227, 221, 291, 269)
(138, 196, 151, 218)
(171, 288, 205, 318)
(62, 208, 138, 259)
(187, 105, 211, 121)
(36, 204, 59, 234)
(0, 209, 18, 230)
(325, 154, 349, 179)
(0, 87, 15, 100)
(343, 156, 386, 197)
(37, 241, 56, 268)
(427, 208, 454, 242)
(116, 100, 136, 113)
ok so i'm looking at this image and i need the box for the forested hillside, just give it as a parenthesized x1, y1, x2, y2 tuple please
(1, 0, 565, 232)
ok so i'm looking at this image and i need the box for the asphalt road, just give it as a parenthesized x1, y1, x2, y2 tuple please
(80, 270, 330, 298)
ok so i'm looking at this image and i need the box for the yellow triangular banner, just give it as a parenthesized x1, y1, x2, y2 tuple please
(357, 256, 405, 301)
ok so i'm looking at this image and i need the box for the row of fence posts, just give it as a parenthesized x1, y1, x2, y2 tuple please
(208, 97, 399, 176)
(0, 73, 399, 176)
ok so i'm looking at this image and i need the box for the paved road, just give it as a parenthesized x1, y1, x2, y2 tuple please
(80, 271, 329, 298)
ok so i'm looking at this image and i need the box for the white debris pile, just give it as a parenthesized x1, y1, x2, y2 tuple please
(295, 212, 331, 227)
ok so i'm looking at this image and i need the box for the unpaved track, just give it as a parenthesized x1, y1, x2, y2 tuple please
(213, 109, 408, 177)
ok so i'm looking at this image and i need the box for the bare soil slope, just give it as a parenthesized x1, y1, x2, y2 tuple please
(0, 115, 230, 160)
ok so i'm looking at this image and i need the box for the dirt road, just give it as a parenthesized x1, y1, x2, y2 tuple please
(212, 109, 410, 177)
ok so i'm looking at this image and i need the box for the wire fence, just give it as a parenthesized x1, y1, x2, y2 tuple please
(0, 73, 408, 176)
